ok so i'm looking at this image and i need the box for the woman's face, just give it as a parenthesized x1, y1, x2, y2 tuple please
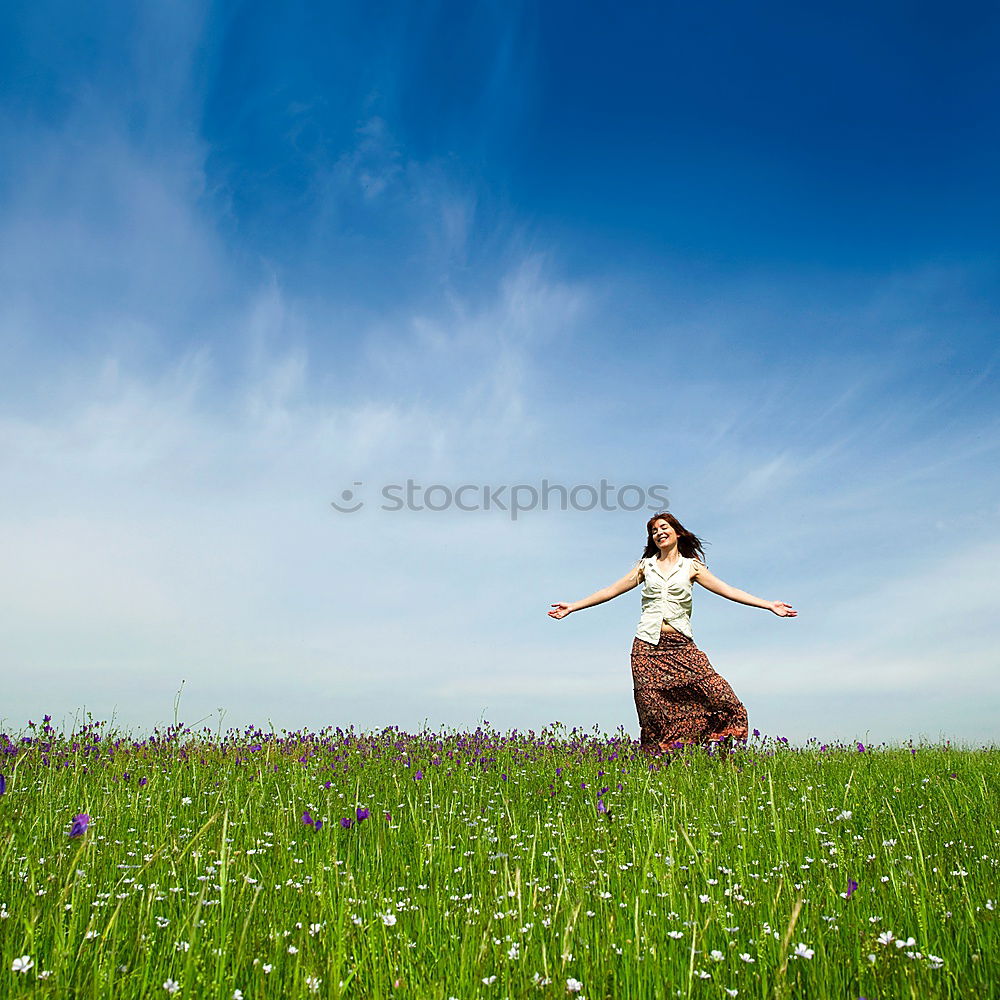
(651, 518, 676, 550)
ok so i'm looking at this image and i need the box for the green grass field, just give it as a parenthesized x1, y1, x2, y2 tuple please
(1, 720, 996, 999)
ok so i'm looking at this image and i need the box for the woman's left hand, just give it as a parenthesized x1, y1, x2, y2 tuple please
(769, 601, 797, 617)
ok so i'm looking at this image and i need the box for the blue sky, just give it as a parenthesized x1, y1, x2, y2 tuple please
(1, 1, 998, 743)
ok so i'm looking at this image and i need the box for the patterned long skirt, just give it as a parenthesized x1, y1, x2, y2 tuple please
(631, 629, 748, 752)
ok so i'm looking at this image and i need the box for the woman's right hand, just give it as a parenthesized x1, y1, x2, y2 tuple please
(548, 603, 575, 619)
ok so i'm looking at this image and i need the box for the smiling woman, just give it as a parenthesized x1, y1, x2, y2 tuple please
(548, 511, 797, 755)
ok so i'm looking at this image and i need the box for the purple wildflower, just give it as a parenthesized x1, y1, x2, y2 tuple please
(596, 798, 607, 814)
(555, 767, 562, 776)
(385, 811, 392, 822)
(414, 769, 423, 780)
(69, 813, 90, 838)
(139, 777, 147, 786)
(846, 879, 858, 899)
(752, 729, 760, 738)
(857, 742, 866, 753)
(314, 819, 323, 832)
(0, 774, 6, 796)
(356, 807, 370, 822)
(340, 817, 353, 829)
(302, 810, 314, 826)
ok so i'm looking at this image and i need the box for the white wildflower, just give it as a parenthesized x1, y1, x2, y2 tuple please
(793, 943, 814, 959)
(12, 956, 34, 973)
(381, 913, 397, 926)
(567, 978, 583, 992)
(163, 980, 180, 994)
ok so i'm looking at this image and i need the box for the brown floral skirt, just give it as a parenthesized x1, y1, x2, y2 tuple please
(631, 629, 748, 752)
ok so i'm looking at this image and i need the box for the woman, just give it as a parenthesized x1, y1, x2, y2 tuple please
(548, 512, 796, 754)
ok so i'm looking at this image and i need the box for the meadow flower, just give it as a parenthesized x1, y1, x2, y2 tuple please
(233, 991, 243, 999)
(843, 879, 859, 899)
(793, 943, 814, 959)
(667, 930, 683, 939)
(877, 931, 895, 945)
(894, 937, 916, 949)
(305, 977, 321, 993)
(596, 798, 607, 814)
(340, 817, 353, 829)
(709, 950, 724, 961)
(69, 814, 90, 838)
(302, 810, 314, 826)
(163, 979, 180, 994)
(356, 807, 370, 822)
(11, 956, 33, 973)
(381, 913, 397, 926)
(482, 975, 497, 985)
(566, 979, 583, 992)
(181, 796, 192, 805)
(0, 774, 6, 795)
(414, 769, 423, 780)
(738, 953, 755, 963)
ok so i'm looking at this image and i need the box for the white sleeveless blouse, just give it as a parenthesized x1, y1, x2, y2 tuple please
(635, 555, 695, 643)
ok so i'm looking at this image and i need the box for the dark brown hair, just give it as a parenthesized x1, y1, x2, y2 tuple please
(639, 511, 707, 563)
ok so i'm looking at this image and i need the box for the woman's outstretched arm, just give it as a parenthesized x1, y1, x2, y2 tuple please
(691, 560, 797, 617)
(548, 564, 644, 619)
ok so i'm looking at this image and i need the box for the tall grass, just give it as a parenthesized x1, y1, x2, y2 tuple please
(1, 719, 996, 998)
